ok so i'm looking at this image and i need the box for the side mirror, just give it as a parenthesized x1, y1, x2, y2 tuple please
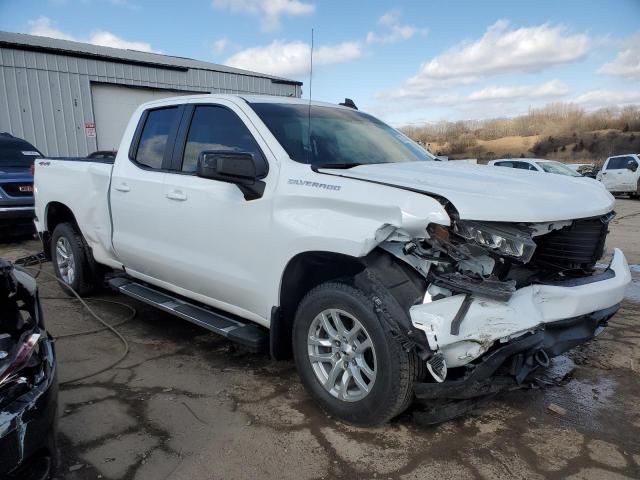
(197, 151, 267, 200)
(627, 160, 638, 172)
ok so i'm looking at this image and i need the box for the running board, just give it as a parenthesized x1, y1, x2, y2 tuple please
(107, 277, 268, 351)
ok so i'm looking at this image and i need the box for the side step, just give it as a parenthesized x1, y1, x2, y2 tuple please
(107, 277, 268, 351)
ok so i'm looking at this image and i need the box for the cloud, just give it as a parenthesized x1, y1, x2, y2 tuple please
(212, 37, 229, 54)
(27, 16, 157, 52)
(212, 0, 315, 32)
(382, 20, 589, 101)
(88, 31, 155, 52)
(574, 89, 640, 109)
(366, 10, 427, 45)
(598, 33, 640, 80)
(225, 40, 362, 76)
(28, 16, 74, 41)
(423, 80, 569, 107)
(467, 79, 569, 102)
(420, 20, 589, 79)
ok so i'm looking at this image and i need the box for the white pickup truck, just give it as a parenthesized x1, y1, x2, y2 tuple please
(597, 153, 640, 197)
(34, 94, 631, 425)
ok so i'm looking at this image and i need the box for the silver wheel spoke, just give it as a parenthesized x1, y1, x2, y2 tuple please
(56, 245, 67, 259)
(350, 365, 369, 393)
(325, 361, 342, 389)
(356, 338, 373, 352)
(56, 237, 75, 285)
(320, 312, 339, 340)
(330, 310, 350, 337)
(356, 356, 375, 380)
(308, 336, 333, 348)
(309, 352, 334, 363)
(339, 369, 352, 400)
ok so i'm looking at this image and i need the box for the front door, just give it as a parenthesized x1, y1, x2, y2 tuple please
(160, 101, 275, 320)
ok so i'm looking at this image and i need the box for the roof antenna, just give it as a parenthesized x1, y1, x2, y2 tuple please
(307, 28, 314, 165)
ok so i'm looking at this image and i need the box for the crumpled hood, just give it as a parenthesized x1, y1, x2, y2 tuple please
(321, 161, 615, 223)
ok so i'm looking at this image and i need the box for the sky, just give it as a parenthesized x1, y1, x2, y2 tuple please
(1, 0, 639, 126)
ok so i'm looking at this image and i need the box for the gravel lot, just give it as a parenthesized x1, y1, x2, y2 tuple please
(1, 198, 639, 480)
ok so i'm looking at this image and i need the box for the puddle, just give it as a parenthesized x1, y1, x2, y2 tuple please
(542, 370, 617, 434)
(626, 264, 640, 304)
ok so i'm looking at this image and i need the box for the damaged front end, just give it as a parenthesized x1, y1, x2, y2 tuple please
(375, 211, 630, 404)
(0, 259, 58, 479)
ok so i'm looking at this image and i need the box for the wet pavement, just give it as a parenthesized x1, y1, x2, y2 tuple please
(1, 198, 639, 480)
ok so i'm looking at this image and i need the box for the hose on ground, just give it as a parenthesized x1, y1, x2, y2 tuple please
(14, 263, 133, 385)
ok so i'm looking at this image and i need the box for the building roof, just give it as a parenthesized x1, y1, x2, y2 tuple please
(0, 30, 302, 86)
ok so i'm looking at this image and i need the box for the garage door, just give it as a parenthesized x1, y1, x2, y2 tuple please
(91, 84, 192, 151)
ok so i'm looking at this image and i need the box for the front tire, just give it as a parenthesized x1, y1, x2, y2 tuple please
(292, 281, 415, 426)
(50, 222, 96, 296)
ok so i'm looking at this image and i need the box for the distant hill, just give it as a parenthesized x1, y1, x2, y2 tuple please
(401, 103, 640, 166)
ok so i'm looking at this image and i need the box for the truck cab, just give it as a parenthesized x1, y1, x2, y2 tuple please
(597, 154, 640, 197)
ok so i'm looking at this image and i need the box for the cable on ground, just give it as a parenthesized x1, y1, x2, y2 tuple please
(14, 262, 133, 385)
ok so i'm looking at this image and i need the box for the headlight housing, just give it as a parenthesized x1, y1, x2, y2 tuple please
(452, 220, 537, 263)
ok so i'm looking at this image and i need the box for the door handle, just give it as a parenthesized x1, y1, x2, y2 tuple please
(114, 183, 130, 192)
(166, 190, 187, 201)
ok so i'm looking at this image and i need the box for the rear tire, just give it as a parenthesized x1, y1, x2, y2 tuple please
(292, 281, 415, 426)
(50, 222, 96, 296)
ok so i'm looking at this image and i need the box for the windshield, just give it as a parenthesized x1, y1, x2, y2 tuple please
(250, 103, 434, 167)
(0, 137, 42, 168)
(536, 161, 582, 177)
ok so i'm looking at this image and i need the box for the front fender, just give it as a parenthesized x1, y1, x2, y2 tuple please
(265, 172, 450, 312)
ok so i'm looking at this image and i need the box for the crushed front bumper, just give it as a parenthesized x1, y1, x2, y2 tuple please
(410, 247, 631, 373)
(413, 304, 619, 400)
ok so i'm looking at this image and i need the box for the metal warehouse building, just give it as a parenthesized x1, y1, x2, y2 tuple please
(0, 31, 302, 156)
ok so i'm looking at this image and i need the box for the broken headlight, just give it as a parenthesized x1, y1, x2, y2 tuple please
(453, 220, 537, 263)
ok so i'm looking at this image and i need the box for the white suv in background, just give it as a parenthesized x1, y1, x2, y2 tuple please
(488, 158, 583, 178)
(597, 154, 640, 197)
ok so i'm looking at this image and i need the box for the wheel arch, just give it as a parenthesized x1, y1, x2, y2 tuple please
(270, 251, 366, 360)
(42, 202, 80, 260)
(270, 248, 429, 360)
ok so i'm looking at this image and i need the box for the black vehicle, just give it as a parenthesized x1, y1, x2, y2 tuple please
(0, 259, 58, 479)
(87, 150, 117, 160)
(0, 133, 43, 235)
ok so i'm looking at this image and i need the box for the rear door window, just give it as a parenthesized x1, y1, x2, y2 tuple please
(181, 105, 264, 173)
(135, 107, 180, 169)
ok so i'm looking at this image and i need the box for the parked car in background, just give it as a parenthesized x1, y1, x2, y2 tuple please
(567, 163, 598, 178)
(0, 133, 42, 236)
(597, 154, 640, 197)
(488, 158, 585, 177)
(87, 150, 117, 160)
(0, 259, 58, 479)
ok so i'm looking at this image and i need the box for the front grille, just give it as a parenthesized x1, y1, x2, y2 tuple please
(532, 214, 611, 271)
(0, 182, 33, 197)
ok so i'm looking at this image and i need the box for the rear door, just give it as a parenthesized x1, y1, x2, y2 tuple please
(110, 105, 184, 279)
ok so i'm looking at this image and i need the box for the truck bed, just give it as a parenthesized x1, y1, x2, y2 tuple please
(34, 157, 118, 267)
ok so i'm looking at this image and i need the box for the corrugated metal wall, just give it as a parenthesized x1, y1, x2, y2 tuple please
(0, 46, 300, 156)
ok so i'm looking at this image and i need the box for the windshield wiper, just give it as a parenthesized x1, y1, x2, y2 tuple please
(311, 162, 364, 171)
